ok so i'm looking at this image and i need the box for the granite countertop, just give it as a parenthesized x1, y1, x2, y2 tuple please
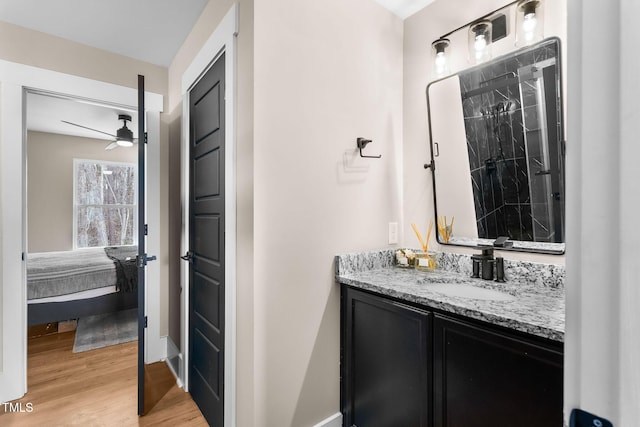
(336, 249, 565, 342)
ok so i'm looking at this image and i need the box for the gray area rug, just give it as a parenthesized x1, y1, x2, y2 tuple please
(73, 308, 138, 353)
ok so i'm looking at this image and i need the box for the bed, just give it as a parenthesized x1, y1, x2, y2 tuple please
(27, 246, 138, 326)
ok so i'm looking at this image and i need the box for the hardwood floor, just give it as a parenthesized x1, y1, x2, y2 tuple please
(0, 331, 208, 426)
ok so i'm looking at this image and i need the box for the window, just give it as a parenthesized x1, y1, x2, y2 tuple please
(74, 159, 137, 248)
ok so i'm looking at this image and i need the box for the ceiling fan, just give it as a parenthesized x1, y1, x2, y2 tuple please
(61, 114, 137, 150)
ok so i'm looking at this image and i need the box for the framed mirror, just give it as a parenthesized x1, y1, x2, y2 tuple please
(427, 38, 565, 254)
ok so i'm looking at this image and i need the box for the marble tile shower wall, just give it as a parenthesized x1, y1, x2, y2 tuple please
(461, 79, 531, 240)
(458, 42, 560, 242)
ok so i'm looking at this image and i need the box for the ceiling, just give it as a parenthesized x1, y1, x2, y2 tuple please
(2, 0, 204, 143)
(373, 0, 435, 18)
(7, 0, 432, 142)
(27, 92, 139, 148)
(0, 0, 208, 67)
(0, 0, 435, 70)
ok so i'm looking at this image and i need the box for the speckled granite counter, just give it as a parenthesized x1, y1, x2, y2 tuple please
(336, 249, 565, 342)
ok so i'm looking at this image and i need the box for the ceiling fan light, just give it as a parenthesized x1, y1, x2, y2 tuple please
(115, 114, 134, 147)
(116, 138, 134, 147)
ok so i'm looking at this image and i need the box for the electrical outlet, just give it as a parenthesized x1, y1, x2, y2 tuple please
(388, 222, 398, 245)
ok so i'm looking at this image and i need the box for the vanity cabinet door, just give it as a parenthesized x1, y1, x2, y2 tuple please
(342, 286, 432, 427)
(433, 314, 563, 427)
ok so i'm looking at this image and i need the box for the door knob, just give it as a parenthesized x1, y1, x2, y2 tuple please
(180, 251, 194, 263)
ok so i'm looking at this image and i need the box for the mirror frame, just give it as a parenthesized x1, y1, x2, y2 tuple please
(426, 37, 565, 255)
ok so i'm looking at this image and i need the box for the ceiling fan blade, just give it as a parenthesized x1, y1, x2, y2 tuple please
(104, 141, 118, 151)
(61, 120, 117, 138)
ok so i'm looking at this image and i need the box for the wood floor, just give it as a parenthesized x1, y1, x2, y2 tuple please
(0, 331, 208, 426)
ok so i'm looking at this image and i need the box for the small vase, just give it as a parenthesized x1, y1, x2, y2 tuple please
(396, 249, 418, 268)
(415, 251, 437, 271)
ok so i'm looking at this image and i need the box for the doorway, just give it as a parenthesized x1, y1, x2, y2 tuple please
(24, 90, 141, 405)
(186, 52, 226, 426)
(179, 4, 238, 425)
(0, 61, 163, 403)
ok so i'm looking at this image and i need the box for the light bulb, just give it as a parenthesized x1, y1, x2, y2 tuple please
(474, 34, 487, 52)
(432, 38, 450, 77)
(116, 139, 134, 147)
(468, 21, 491, 63)
(516, 0, 543, 47)
(523, 13, 537, 33)
(435, 52, 448, 76)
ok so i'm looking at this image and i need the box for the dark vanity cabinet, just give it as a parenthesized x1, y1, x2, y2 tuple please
(341, 285, 563, 427)
(342, 286, 432, 427)
(433, 314, 563, 427)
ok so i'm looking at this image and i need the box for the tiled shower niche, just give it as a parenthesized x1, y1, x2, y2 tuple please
(458, 39, 564, 243)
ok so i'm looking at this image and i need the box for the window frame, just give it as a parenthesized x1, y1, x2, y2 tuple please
(72, 158, 138, 249)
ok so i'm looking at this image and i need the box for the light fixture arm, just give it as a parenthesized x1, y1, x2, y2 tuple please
(435, 0, 520, 40)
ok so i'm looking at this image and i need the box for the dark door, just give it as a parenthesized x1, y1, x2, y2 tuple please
(433, 314, 563, 427)
(188, 52, 226, 426)
(342, 286, 431, 427)
(137, 75, 170, 416)
(137, 74, 147, 416)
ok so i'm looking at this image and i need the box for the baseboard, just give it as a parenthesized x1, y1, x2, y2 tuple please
(166, 335, 179, 359)
(312, 412, 342, 427)
(164, 358, 183, 388)
(159, 336, 168, 360)
(164, 335, 183, 388)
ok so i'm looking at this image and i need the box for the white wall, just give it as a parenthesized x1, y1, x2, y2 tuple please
(27, 131, 137, 253)
(565, 0, 640, 424)
(253, 0, 403, 424)
(403, 0, 567, 263)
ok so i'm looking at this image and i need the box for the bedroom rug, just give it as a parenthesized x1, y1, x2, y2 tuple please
(73, 308, 138, 353)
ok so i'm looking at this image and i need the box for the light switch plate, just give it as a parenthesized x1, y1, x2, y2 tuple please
(388, 222, 398, 245)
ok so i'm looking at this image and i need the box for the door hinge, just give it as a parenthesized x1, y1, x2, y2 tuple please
(144, 316, 148, 328)
(144, 132, 148, 144)
(144, 224, 148, 235)
(22, 252, 25, 261)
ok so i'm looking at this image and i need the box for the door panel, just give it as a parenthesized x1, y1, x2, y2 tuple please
(194, 148, 221, 198)
(189, 52, 226, 427)
(194, 273, 221, 329)
(194, 82, 221, 137)
(194, 216, 221, 261)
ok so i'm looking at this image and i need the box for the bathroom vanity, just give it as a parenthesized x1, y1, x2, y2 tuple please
(336, 249, 564, 427)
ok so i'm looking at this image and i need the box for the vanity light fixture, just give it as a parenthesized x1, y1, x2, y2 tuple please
(515, 0, 544, 47)
(468, 20, 492, 64)
(431, 38, 451, 78)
